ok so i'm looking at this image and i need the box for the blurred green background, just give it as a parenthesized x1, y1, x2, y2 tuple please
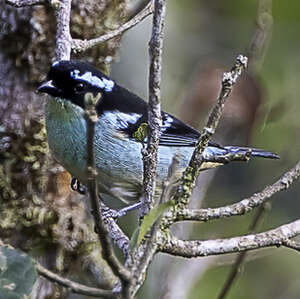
(112, 1, 300, 298)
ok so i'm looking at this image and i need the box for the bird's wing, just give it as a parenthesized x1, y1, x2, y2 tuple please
(101, 85, 215, 147)
(122, 110, 206, 147)
(158, 113, 200, 147)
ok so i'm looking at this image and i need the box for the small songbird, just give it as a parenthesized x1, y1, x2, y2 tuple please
(37, 60, 279, 206)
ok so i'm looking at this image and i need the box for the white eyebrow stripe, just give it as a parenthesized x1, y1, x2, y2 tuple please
(71, 69, 115, 92)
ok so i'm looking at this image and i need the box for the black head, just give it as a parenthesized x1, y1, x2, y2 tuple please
(37, 60, 115, 108)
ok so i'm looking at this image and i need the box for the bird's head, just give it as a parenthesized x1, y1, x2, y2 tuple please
(37, 60, 115, 108)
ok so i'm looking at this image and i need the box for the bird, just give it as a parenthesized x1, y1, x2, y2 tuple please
(37, 60, 279, 207)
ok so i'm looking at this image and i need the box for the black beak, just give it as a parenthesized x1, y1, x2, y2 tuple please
(37, 80, 59, 96)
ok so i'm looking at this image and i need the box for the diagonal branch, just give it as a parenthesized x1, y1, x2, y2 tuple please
(72, 0, 154, 53)
(159, 55, 248, 231)
(36, 263, 115, 298)
(172, 55, 248, 209)
(159, 219, 300, 258)
(175, 160, 300, 222)
(101, 203, 130, 257)
(140, 0, 165, 216)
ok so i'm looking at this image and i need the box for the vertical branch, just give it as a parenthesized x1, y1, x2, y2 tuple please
(125, 1, 167, 296)
(83, 93, 131, 290)
(141, 0, 166, 217)
(54, 0, 72, 60)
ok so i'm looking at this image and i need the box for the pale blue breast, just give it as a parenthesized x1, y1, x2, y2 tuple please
(45, 97, 196, 203)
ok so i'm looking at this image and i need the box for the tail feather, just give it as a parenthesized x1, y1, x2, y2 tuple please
(224, 146, 280, 160)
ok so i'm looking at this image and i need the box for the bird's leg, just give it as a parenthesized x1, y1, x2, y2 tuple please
(71, 177, 142, 217)
(101, 201, 142, 219)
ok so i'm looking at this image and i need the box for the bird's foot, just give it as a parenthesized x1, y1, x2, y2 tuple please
(100, 201, 142, 219)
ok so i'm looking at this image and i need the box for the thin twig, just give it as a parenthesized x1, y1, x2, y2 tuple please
(175, 160, 300, 222)
(218, 1, 274, 287)
(83, 93, 131, 287)
(174, 55, 248, 207)
(72, 1, 154, 53)
(140, 0, 165, 217)
(159, 55, 248, 231)
(36, 263, 114, 298)
(133, 155, 179, 295)
(0, 240, 115, 298)
(217, 204, 267, 299)
(159, 219, 300, 257)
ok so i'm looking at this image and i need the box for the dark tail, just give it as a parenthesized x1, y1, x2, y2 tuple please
(224, 146, 280, 159)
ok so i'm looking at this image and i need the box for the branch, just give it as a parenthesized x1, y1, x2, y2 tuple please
(0, 240, 115, 298)
(101, 203, 130, 257)
(36, 264, 114, 298)
(5, 0, 45, 7)
(174, 55, 248, 209)
(54, 0, 72, 60)
(160, 55, 248, 229)
(159, 219, 300, 258)
(218, 3, 274, 297)
(282, 239, 300, 252)
(123, 1, 167, 297)
(140, 0, 166, 216)
(176, 160, 300, 222)
(83, 93, 131, 287)
(217, 204, 267, 299)
(6, 0, 72, 60)
(72, 1, 154, 53)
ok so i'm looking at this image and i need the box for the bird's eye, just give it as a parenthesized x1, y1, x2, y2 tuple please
(74, 83, 84, 93)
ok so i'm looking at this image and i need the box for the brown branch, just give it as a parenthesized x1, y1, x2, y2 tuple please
(5, 0, 46, 7)
(175, 160, 300, 222)
(36, 263, 115, 298)
(140, 0, 166, 216)
(83, 93, 131, 288)
(6, 0, 72, 60)
(72, 1, 154, 53)
(54, 0, 72, 60)
(159, 219, 300, 258)
(217, 204, 267, 299)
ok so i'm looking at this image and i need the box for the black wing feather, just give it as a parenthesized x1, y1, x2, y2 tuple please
(99, 84, 215, 148)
